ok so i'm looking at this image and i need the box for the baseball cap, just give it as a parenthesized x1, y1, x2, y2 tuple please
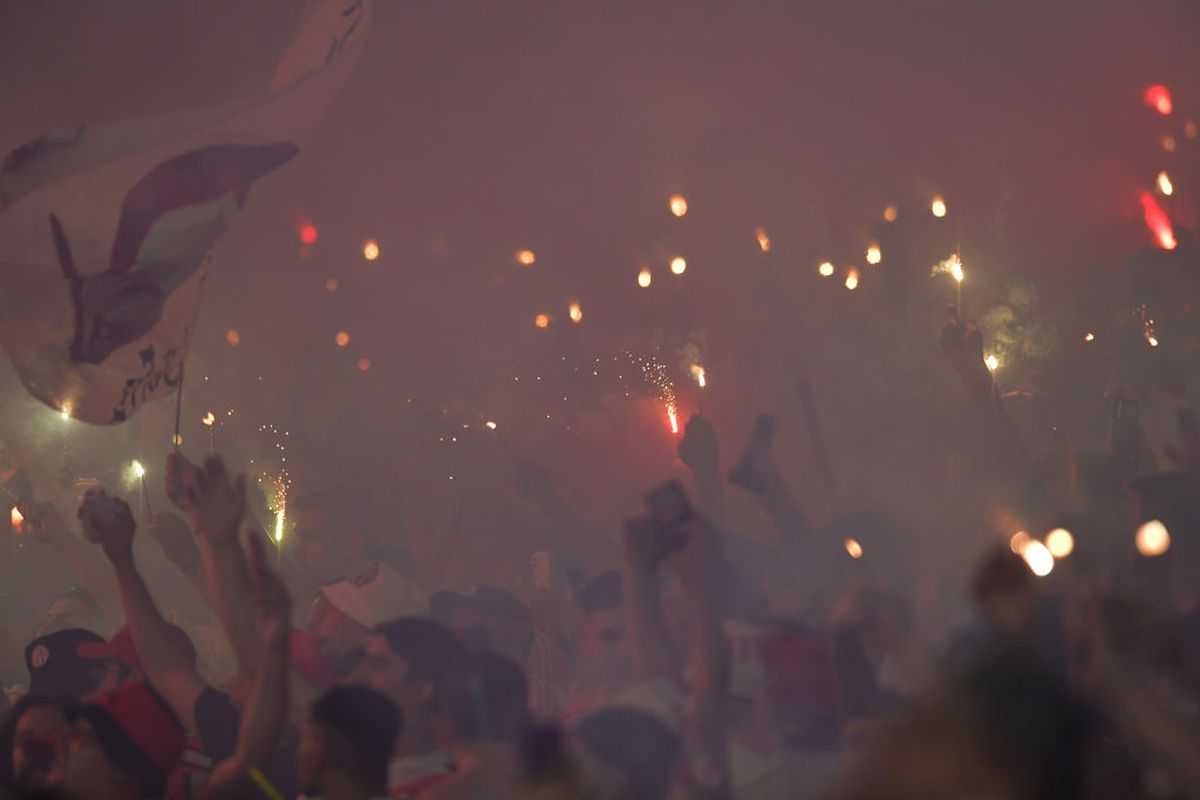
(25, 628, 106, 699)
(71, 681, 185, 796)
(320, 561, 429, 629)
(76, 624, 196, 673)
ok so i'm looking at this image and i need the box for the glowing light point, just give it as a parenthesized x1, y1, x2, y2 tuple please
(1157, 171, 1174, 196)
(325, 278, 339, 293)
(226, 329, 241, 347)
(132, 460, 146, 479)
(984, 354, 1000, 372)
(1084, 332, 1095, 342)
(844, 268, 860, 291)
(638, 268, 653, 288)
(1186, 121, 1198, 139)
(818, 261, 835, 277)
(667, 405, 679, 434)
(485, 421, 498, 430)
(568, 302, 583, 323)
(1010, 530, 1031, 554)
(299, 224, 318, 245)
(690, 364, 706, 389)
(866, 243, 882, 265)
(883, 204, 898, 222)
(535, 313, 550, 329)
(274, 509, 285, 543)
(1136, 519, 1170, 556)
(949, 255, 964, 284)
(844, 538, 864, 559)
(931, 195, 947, 218)
(1145, 85, 1173, 115)
(1163, 135, 1178, 153)
(670, 257, 687, 275)
(515, 249, 537, 266)
(1140, 191, 1176, 250)
(362, 239, 381, 261)
(357, 358, 372, 372)
(669, 195, 688, 217)
(59, 406, 71, 421)
(1148, 335, 1159, 348)
(1022, 539, 1054, 577)
(755, 227, 771, 253)
(202, 412, 216, 427)
(11, 506, 24, 531)
(1045, 528, 1075, 558)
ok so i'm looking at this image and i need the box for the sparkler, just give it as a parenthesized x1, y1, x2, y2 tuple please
(60, 406, 71, 421)
(1021, 539, 1054, 577)
(844, 538, 863, 558)
(755, 227, 771, 253)
(626, 351, 679, 435)
(1144, 84, 1172, 115)
(1157, 171, 1173, 196)
(984, 354, 1000, 372)
(844, 269, 859, 291)
(362, 239, 381, 261)
(1045, 528, 1074, 558)
(932, 253, 965, 308)
(1136, 519, 1170, 556)
(670, 257, 687, 275)
(866, 243, 881, 265)
(202, 411, 217, 454)
(931, 195, 947, 218)
(251, 424, 291, 557)
(1009, 530, 1031, 554)
(131, 460, 151, 517)
(568, 302, 583, 323)
(667, 405, 679, 434)
(690, 365, 707, 389)
(638, 269, 653, 288)
(669, 195, 688, 217)
(1084, 332, 1095, 342)
(10, 506, 23, 532)
(299, 224, 318, 245)
(818, 261, 835, 277)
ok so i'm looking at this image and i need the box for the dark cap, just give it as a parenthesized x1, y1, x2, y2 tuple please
(25, 628, 106, 699)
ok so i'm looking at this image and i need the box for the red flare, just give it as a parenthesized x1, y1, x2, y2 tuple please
(299, 223, 318, 245)
(1144, 85, 1173, 115)
(1140, 191, 1177, 250)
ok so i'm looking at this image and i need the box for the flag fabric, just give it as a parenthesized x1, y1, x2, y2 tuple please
(0, 0, 372, 424)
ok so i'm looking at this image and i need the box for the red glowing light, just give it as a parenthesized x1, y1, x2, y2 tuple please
(1144, 85, 1173, 116)
(299, 224, 318, 245)
(667, 406, 679, 434)
(1140, 191, 1177, 250)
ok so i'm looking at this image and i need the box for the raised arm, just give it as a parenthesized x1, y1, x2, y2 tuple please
(678, 415, 727, 527)
(200, 535, 292, 799)
(80, 491, 209, 731)
(620, 515, 682, 682)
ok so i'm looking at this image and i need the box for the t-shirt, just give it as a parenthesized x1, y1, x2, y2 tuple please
(388, 748, 454, 799)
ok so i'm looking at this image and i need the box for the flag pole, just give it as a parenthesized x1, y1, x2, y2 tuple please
(173, 366, 185, 452)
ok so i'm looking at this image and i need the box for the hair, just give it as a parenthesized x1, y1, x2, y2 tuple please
(574, 708, 680, 800)
(436, 651, 529, 744)
(970, 546, 1033, 606)
(373, 617, 466, 684)
(462, 585, 531, 625)
(577, 570, 622, 615)
(311, 686, 401, 793)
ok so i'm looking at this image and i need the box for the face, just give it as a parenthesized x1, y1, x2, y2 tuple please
(292, 506, 362, 585)
(346, 635, 430, 722)
(48, 718, 131, 799)
(12, 705, 71, 789)
(308, 595, 371, 655)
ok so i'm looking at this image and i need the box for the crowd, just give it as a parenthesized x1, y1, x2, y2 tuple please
(0, 311, 1199, 800)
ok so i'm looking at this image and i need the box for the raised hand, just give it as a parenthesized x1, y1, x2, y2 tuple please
(247, 532, 291, 647)
(938, 312, 985, 375)
(78, 489, 136, 565)
(146, 511, 201, 573)
(185, 457, 246, 548)
(165, 452, 200, 514)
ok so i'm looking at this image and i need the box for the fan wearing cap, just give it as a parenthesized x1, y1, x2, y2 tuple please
(47, 680, 185, 800)
(24, 628, 115, 700)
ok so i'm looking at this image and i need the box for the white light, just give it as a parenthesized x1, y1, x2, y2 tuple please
(1136, 519, 1171, 556)
(985, 354, 1000, 372)
(818, 261, 835, 277)
(670, 257, 687, 275)
(931, 195, 947, 218)
(1045, 528, 1074, 558)
(637, 269, 652, 288)
(1022, 539, 1054, 577)
(131, 460, 146, 479)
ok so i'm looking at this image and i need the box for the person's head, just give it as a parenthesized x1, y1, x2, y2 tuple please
(1, 695, 76, 792)
(573, 571, 631, 690)
(75, 625, 196, 693)
(434, 651, 530, 750)
(347, 618, 465, 743)
(971, 546, 1036, 638)
(299, 686, 401, 797)
(311, 563, 429, 658)
(572, 708, 680, 800)
(461, 586, 534, 664)
(308, 593, 373, 656)
(47, 681, 184, 800)
(291, 488, 381, 584)
(25, 629, 119, 700)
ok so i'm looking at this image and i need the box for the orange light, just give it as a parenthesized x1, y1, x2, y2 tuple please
(1157, 171, 1174, 196)
(844, 268, 860, 291)
(844, 538, 863, 558)
(669, 195, 688, 217)
(1010, 530, 1031, 554)
(1136, 519, 1170, 556)
(883, 204, 898, 222)
(335, 331, 350, 347)
(202, 411, 216, 427)
(818, 261, 835, 277)
(535, 314, 550, 329)
(363, 239, 380, 261)
(670, 257, 687, 275)
(866, 243, 882, 265)
(357, 358, 372, 372)
(325, 278, 339, 292)
(1045, 528, 1075, 558)
(226, 329, 241, 347)
(1144, 84, 1173, 116)
(516, 249, 537, 266)
(638, 269, 653, 288)
(1140, 191, 1177, 250)
(1186, 121, 1198, 139)
(931, 195, 947, 218)
(10, 506, 23, 531)
(1084, 331, 1095, 342)
(1163, 135, 1178, 153)
(667, 405, 679, 434)
(299, 224, 318, 245)
(568, 302, 583, 323)
(755, 227, 771, 253)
